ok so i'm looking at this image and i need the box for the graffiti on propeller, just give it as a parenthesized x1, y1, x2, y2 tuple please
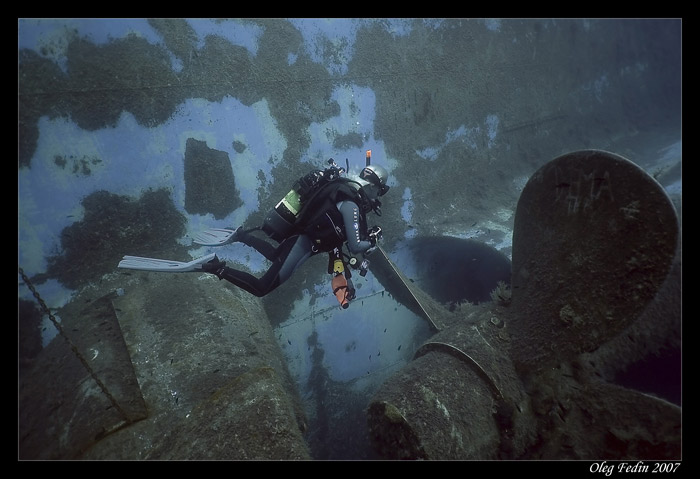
(553, 168, 614, 215)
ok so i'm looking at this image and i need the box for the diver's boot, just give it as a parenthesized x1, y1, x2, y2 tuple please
(201, 255, 227, 279)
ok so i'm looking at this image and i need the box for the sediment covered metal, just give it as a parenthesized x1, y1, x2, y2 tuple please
(19, 272, 310, 460)
(510, 150, 679, 372)
(367, 308, 536, 459)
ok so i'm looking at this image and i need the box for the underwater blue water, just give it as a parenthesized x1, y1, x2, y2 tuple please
(18, 19, 398, 282)
(18, 17, 419, 387)
(19, 18, 682, 460)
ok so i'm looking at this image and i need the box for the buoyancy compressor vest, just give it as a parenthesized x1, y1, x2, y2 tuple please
(299, 180, 371, 252)
(262, 174, 370, 252)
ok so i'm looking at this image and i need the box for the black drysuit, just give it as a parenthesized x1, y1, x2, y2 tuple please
(215, 198, 374, 297)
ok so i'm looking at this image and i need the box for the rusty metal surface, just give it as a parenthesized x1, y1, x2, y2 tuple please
(20, 273, 310, 460)
(367, 352, 499, 459)
(19, 294, 148, 459)
(510, 150, 678, 371)
(366, 149, 681, 460)
(369, 307, 538, 460)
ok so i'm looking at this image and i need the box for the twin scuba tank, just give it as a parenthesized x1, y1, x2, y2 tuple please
(262, 158, 345, 242)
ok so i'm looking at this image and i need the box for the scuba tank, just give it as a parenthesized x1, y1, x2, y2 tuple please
(262, 172, 317, 242)
(262, 159, 345, 242)
(261, 151, 380, 244)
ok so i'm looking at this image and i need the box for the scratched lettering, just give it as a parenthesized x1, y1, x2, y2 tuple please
(554, 167, 614, 214)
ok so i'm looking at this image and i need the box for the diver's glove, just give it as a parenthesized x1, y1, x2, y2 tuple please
(368, 225, 383, 245)
(201, 255, 227, 279)
(223, 226, 243, 245)
(346, 278, 356, 301)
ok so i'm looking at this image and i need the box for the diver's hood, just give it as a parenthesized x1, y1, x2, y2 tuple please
(348, 174, 379, 198)
(349, 173, 370, 189)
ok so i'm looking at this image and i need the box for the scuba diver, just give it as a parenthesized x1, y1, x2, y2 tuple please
(199, 159, 390, 308)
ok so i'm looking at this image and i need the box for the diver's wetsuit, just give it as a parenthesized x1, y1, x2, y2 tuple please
(214, 200, 374, 297)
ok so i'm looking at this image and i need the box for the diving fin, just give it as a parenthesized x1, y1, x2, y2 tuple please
(118, 253, 217, 272)
(193, 228, 239, 246)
